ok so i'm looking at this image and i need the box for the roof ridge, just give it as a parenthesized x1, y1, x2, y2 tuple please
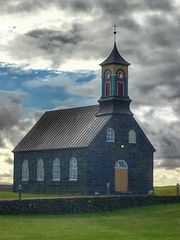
(46, 104, 99, 113)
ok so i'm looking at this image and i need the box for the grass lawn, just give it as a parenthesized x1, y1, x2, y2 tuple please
(0, 191, 61, 200)
(0, 185, 178, 200)
(154, 185, 178, 196)
(0, 203, 179, 240)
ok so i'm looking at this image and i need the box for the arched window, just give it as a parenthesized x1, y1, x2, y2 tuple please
(116, 70, 125, 80)
(106, 128, 115, 142)
(22, 159, 29, 181)
(37, 159, 44, 181)
(115, 160, 128, 169)
(52, 158, 60, 181)
(129, 130, 136, 143)
(117, 81, 125, 96)
(105, 81, 111, 96)
(69, 157, 77, 181)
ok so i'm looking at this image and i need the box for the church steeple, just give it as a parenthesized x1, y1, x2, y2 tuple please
(100, 42, 130, 67)
(97, 26, 132, 116)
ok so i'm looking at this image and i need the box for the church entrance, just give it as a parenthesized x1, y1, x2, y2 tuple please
(115, 160, 128, 192)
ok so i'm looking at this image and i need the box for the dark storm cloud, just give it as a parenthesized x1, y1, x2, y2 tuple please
(0, 91, 26, 130)
(129, 103, 180, 170)
(9, 24, 85, 68)
(99, 0, 174, 14)
(5, 157, 13, 165)
(0, 0, 93, 14)
(7, 0, 178, 68)
(0, 138, 5, 148)
(0, 91, 42, 150)
(0, 173, 11, 178)
(59, 0, 93, 13)
(8, 108, 43, 147)
(145, 0, 174, 11)
(117, 18, 140, 32)
(159, 160, 180, 169)
(0, 91, 25, 148)
(26, 24, 83, 47)
(0, 0, 45, 14)
(158, 122, 180, 163)
(135, 108, 180, 170)
(99, 0, 132, 15)
(0, 0, 175, 14)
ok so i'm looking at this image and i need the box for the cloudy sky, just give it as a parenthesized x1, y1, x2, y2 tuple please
(0, 0, 180, 186)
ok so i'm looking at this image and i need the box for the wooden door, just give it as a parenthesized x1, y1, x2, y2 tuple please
(115, 160, 128, 192)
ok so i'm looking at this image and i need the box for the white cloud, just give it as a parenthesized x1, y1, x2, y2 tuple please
(0, 140, 13, 183)
(154, 167, 180, 186)
(25, 72, 101, 98)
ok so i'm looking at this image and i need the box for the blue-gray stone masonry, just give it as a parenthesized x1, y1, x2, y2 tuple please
(14, 112, 154, 195)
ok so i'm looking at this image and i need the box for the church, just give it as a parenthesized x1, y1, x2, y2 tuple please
(13, 31, 155, 195)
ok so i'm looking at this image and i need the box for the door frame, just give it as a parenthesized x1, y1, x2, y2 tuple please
(115, 160, 128, 192)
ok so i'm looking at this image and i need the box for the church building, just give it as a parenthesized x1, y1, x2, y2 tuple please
(13, 30, 155, 195)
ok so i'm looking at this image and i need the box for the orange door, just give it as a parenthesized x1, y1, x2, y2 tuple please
(115, 160, 128, 192)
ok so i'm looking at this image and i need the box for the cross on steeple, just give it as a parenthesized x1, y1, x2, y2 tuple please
(113, 24, 118, 43)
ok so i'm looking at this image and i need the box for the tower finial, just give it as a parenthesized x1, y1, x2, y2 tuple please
(113, 24, 118, 43)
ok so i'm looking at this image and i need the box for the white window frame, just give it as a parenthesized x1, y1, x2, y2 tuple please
(115, 160, 128, 169)
(37, 159, 44, 181)
(69, 157, 77, 181)
(22, 159, 29, 181)
(129, 129, 136, 144)
(52, 158, 60, 181)
(106, 128, 115, 142)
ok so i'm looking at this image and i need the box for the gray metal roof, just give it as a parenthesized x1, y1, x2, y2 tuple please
(14, 105, 110, 152)
(100, 43, 130, 66)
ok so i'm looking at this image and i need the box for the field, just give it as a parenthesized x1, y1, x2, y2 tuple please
(0, 185, 178, 200)
(0, 203, 179, 240)
(154, 185, 178, 196)
(0, 191, 60, 199)
(0, 186, 179, 239)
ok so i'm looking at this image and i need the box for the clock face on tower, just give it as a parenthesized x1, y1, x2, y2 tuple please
(117, 70, 124, 80)
(104, 70, 111, 80)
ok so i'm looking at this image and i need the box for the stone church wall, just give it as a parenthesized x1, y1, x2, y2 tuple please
(0, 195, 179, 215)
(14, 148, 89, 194)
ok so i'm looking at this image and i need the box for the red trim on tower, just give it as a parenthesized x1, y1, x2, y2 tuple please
(117, 81, 125, 96)
(105, 81, 111, 96)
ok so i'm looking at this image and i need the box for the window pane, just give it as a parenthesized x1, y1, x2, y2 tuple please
(37, 159, 44, 181)
(115, 160, 128, 169)
(69, 158, 77, 180)
(129, 130, 136, 143)
(22, 159, 29, 181)
(107, 128, 115, 142)
(52, 158, 60, 181)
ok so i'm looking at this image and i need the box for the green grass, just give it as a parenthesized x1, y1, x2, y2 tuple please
(0, 185, 178, 200)
(0, 203, 179, 240)
(154, 185, 178, 196)
(0, 191, 79, 199)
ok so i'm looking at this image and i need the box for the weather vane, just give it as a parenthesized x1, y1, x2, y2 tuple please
(113, 24, 118, 43)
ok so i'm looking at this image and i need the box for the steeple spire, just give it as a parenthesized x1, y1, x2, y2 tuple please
(100, 25, 130, 66)
(113, 24, 117, 43)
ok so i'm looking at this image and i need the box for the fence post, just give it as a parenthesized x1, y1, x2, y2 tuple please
(176, 183, 179, 196)
(18, 184, 22, 200)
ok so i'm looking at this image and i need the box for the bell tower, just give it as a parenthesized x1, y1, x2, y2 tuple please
(97, 26, 132, 116)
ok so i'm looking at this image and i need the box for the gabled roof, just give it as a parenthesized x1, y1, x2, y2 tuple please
(100, 43, 130, 66)
(13, 105, 110, 152)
